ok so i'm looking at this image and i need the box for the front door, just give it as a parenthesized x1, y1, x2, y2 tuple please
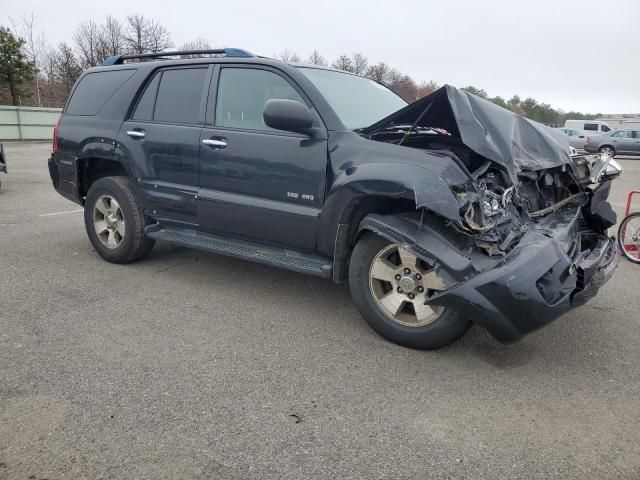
(117, 66, 210, 226)
(197, 65, 327, 251)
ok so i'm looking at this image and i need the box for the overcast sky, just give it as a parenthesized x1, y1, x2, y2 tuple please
(3, 0, 639, 113)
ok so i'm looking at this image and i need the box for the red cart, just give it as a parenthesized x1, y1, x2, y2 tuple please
(618, 190, 640, 263)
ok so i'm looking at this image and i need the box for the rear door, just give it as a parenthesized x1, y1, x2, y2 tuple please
(197, 65, 328, 251)
(612, 130, 634, 154)
(117, 66, 210, 226)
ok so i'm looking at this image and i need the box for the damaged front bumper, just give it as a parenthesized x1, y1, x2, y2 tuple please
(427, 214, 618, 343)
(361, 193, 618, 344)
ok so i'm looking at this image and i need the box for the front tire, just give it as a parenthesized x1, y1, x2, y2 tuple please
(348, 233, 470, 349)
(84, 176, 155, 264)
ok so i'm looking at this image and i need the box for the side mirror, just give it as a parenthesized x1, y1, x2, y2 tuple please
(263, 99, 314, 135)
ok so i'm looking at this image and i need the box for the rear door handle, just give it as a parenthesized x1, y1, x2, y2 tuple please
(126, 130, 145, 139)
(202, 138, 227, 148)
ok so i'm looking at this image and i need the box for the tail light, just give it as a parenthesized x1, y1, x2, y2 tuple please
(52, 115, 62, 153)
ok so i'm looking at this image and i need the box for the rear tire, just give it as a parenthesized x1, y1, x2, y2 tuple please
(348, 232, 470, 350)
(598, 145, 615, 157)
(84, 176, 154, 263)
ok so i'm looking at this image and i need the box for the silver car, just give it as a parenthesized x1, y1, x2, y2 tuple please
(557, 128, 588, 150)
(584, 129, 640, 157)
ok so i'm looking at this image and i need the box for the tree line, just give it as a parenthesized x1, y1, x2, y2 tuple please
(1, 13, 601, 124)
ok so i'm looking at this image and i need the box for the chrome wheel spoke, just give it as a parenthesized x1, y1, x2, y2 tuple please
(94, 220, 108, 235)
(95, 197, 110, 216)
(397, 247, 418, 270)
(412, 298, 440, 323)
(421, 270, 445, 291)
(370, 257, 398, 282)
(116, 221, 125, 237)
(378, 292, 405, 318)
(107, 230, 117, 248)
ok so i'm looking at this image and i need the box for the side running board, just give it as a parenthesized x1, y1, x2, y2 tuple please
(145, 225, 333, 278)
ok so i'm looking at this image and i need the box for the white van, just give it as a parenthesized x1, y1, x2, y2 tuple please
(564, 120, 611, 135)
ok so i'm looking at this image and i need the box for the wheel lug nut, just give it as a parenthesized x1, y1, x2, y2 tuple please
(415, 273, 422, 280)
(408, 293, 415, 299)
(395, 274, 401, 280)
(404, 268, 411, 274)
(418, 286, 424, 293)
(397, 287, 403, 293)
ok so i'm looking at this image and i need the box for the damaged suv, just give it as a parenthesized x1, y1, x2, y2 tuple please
(49, 49, 620, 349)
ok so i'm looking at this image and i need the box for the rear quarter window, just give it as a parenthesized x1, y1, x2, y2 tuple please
(584, 123, 599, 131)
(66, 69, 135, 116)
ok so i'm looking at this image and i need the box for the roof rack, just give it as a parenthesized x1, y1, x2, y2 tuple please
(101, 48, 254, 66)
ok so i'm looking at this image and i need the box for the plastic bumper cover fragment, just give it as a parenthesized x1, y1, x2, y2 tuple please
(426, 219, 618, 344)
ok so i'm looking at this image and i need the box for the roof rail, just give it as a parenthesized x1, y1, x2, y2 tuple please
(101, 48, 254, 66)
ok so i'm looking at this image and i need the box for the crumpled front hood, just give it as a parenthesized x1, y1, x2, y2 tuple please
(363, 85, 572, 182)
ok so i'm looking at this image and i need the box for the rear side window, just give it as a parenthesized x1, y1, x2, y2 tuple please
(132, 73, 161, 121)
(153, 68, 207, 124)
(66, 70, 135, 116)
(634, 131, 640, 139)
(584, 123, 599, 131)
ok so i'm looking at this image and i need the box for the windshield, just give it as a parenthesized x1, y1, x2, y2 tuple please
(298, 67, 407, 130)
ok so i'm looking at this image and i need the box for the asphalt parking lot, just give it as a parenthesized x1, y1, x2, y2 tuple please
(1, 142, 639, 480)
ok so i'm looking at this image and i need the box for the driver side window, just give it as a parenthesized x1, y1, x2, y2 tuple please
(215, 68, 305, 132)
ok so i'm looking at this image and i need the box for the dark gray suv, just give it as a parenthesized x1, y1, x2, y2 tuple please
(48, 48, 620, 350)
(584, 129, 640, 157)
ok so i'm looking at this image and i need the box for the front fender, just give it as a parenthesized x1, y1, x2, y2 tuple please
(358, 213, 492, 286)
(330, 162, 463, 222)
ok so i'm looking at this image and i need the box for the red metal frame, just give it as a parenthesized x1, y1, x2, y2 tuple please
(620, 190, 640, 259)
(624, 190, 640, 217)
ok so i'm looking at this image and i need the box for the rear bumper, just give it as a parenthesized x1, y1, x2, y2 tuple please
(0, 143, 7, 174)
(48, 153, 83, 206)
(428, 204, 618, 343)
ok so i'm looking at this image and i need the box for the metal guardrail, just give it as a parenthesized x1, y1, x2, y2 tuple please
(0, 106, 62, 141)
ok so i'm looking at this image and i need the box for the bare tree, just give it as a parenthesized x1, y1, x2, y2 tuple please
(179, 38, 212, 58)
(351, 52, 368, 75)
(332, 54, 354, 72)
(50, 42, 82, 96)
(10, 12, 45, 106)
(289, 52, 301, 63)
(279, 49, 293, 62)
(73, 20, 102, 68)
(123, 14, 173, 54)
(365, 62, 390, 84)
(415, 80, 439, 99)
(100, 16, 124, 58)
(307, 49, 327, 66)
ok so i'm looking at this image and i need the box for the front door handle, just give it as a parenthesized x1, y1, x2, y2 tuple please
(126, 130, 145, 139)
(202, 138, 227, 148)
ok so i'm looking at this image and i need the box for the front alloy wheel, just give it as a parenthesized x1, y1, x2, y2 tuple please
(349, 232, 470, 350)
(369, 243, 446, 326)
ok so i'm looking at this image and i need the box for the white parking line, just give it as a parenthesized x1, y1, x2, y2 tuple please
(38, 209, 83, 217)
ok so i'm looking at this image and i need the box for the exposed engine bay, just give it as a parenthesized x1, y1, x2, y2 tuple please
(361, 85, 622, 258)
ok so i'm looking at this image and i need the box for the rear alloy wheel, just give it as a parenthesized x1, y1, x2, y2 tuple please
(84, 176, 154, 264)
(598, 145, 615, 157)
(93, 195, 126, 249)
(349, 233, 470, 350)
